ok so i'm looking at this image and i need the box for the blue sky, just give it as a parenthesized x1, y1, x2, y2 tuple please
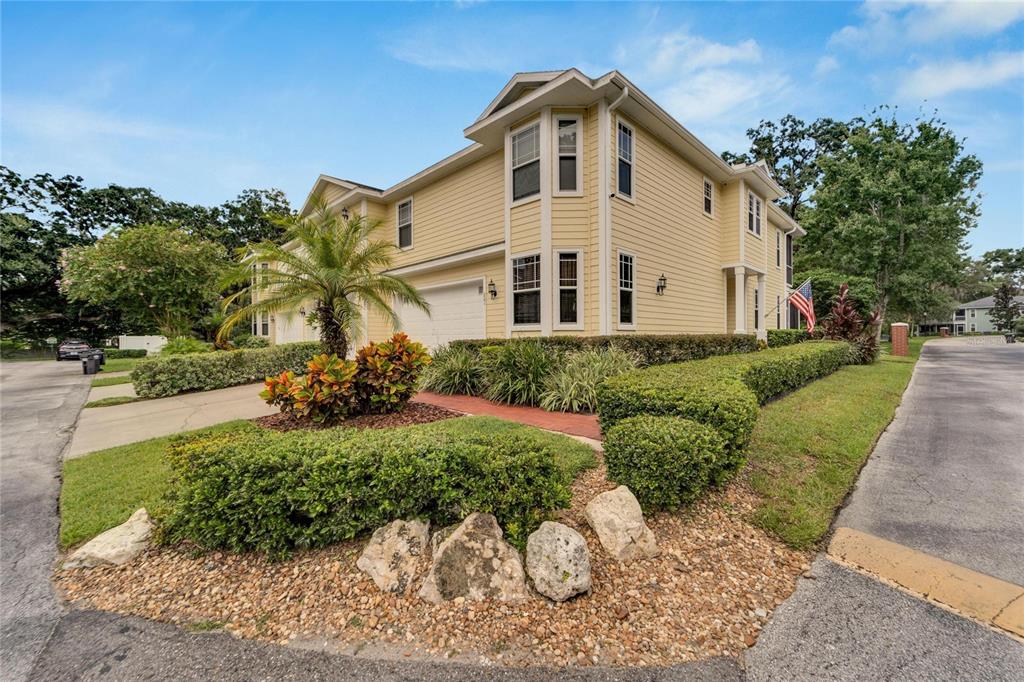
(2, 1, 1022, 255)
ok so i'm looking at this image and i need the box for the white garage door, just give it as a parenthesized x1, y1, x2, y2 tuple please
(395, 280, 485, 349)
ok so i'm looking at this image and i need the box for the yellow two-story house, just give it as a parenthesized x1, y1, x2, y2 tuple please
(260, 69, 803, 348)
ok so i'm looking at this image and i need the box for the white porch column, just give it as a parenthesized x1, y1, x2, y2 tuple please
(756, 274, 767, 341)
(734, 267, 746, 333)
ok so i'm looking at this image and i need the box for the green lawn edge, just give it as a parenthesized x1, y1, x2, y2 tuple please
(745, 337, 926, 549)
(59, 415, 596, 549)
(90, 374, 133, 387)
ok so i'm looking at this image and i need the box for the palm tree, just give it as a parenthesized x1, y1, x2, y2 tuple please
(217, 197, 429, 357)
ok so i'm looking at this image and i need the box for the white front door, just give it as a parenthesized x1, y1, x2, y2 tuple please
(395, 279, 486, 349)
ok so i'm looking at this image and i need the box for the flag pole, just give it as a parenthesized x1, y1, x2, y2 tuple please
(765, 277, 812, 318)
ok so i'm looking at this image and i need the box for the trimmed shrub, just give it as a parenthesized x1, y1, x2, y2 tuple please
(539, 347, 637, 413)
(161, 417, 575, 556)
(766, 329, 809, 347)
(131, 341, 321, 398)
(355, 333, 431, 414)
(161, 337, 214, 355)
(422, 344, 485, 396)
(597, 341, 852, 481)
(451, 333, 757, 367)
(261, 354, 359, 424)
(234, 334, 271, 349)
(604, 415, 725, 510)
(483, 340, 557, 406)
(102, 348, 148, 359)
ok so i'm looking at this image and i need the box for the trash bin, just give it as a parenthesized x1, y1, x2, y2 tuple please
(81, 350, 102, 375)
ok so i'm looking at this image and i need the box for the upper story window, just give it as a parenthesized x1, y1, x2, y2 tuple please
(512, 254, 541, 325)
(969, 308, 976, 318)
(618, 252, 635, 326)
(747, 192, 762, 236)
(954, 308, 966, 321)
(511, 123, 540, 202)
(703, 177, 714, 216)
(260, 262, 269, 284)
(556, 117, 581, 194)
(260, 310, 270, 337)
(557, 252, 579, 325)
(397, 199, 413, 249)
(617, 121, 634, 199)
(776, 229, 782, 268)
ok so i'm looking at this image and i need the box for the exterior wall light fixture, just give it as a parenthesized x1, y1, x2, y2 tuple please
(340, 206, 350, 220)
(488, 280, 498, 299)
(656, 274, 668, 296)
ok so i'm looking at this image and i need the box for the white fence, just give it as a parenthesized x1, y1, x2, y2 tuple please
(117, 335, 167, 355)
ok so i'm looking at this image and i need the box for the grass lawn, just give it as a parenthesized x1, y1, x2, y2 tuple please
(90, 374, 133, 387)
(745, 337, 926, 549)
(59, 415, 596, 549)
(100, 357, 145, 373)
(84, 396, 141, 408)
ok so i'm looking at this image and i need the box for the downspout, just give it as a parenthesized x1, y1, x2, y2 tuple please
(601, 83, 628, 335)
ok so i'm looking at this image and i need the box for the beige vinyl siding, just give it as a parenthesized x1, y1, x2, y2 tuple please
(365, 256, 505, 343)
(584, 103, 600, 335)
(609, 115, 725, 334)
(766, 221, 788, 329)
(744, 189, 767, 271)
(377, 152, 505, 266)
(719, 181, 740, 264)
(509, 199, 541, 255)
(321, 183, 348, 207)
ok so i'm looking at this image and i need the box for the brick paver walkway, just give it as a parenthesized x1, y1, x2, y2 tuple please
(413, 391, 602, 441)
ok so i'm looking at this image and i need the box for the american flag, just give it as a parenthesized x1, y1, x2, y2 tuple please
(790, 278, 816, 333)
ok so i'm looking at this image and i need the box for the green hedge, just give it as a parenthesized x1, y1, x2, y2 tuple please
(597, 341, 852, 480)
(131, 342, 321, 398)
(604, 415, 725, 510)
(161, 417, 580, 556)
(766, 329, 809, 347)
(102, 348, 149, 359)
(450, 333, 757, 367)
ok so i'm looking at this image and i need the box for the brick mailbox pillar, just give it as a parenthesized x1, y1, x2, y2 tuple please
(891, 323, 909, 357)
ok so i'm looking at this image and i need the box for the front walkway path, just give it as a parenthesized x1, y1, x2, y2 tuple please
(414, 391, 602, 441)
(746, 338, 1024, 680)
(67, 382, 275, 458)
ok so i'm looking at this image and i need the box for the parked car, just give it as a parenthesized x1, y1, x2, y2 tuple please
(56, 339, 91, 361)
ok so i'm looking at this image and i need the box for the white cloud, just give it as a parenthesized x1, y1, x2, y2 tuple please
(897, 51, 1024, 98)
(644, 31, 762, 76)
(658, 69, 790, 124)
(831, 1, 1024, 48)
(814, 55, 840, 77)
(3, 98, 198, 142)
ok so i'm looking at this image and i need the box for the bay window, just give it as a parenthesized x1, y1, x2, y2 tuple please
(618, 252, 634, 326)
(397, 199, 413, 249)
(511, 123, 540, 201)
(617, 121, 633, 199)
(748, 192, 762, 236)
(556, 117, 580, 193)
(512, 254, 541, 325)
(557, 252, 579, 325)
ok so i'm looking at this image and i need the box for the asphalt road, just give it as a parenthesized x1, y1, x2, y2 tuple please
(747, 339, 1024, 680)
(835, 339, 1024, 584)
(0, 360, 91, 681)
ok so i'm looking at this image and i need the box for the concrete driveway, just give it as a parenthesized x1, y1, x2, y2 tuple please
(747, 338, 1024, 680)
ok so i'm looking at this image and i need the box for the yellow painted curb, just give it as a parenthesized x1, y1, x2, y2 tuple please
(828, 527, 1024, 638)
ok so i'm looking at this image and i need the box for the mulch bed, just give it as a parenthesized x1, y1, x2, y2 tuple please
(253, 402, 463, 432)
(56, 453, 812, 669)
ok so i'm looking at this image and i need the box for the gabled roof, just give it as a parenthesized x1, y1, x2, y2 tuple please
(961, 294, 1024, 308)
(474, 70, 568, 123)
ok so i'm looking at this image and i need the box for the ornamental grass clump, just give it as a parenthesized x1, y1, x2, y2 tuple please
(422, 344, 485, 396)
(483, 340, 556, 406)
(539, 347, 637, 413)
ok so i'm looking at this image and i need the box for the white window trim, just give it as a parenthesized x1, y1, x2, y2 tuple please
(510, 251, 542, 330)
(747, 191, 763, 237)
(553, 248, 584, 331)
(615, 117, 636, 204)
(970, 323, 977, 332)
(553, 114, 583, 197)
(396, 197, 413, 251)
(509, 120, 542, 208)
(702, 176, 714, 218)
(969, 308, 976, 318)
(775, 229, 782, 269)
(616, 249, 637, 330)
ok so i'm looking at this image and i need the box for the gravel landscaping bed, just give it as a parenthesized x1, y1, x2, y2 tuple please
(253, 402, 463, 432)
(56, 456, 810, 669)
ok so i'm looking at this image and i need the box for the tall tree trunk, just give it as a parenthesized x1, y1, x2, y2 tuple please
(875, 294, 888, 344)
(318, 304, 348, 358)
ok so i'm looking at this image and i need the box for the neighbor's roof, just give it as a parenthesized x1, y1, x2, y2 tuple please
(961, 294, 1024, 308)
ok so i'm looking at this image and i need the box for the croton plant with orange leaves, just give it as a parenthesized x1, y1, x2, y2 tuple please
(261, 333, 431, 424)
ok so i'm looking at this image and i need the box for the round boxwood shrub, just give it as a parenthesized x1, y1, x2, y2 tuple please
(603, 414, 725, 511)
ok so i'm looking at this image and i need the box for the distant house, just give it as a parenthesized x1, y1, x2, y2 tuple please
(917, 295, 1024, 335)
(253, 69, 807, 348)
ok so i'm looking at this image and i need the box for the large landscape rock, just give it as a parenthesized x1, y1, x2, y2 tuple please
(525, 521, 592, 601)
(63, 508, 152, 569)
(356, 519, 429, 594)
(584, 486, 660, 563)
(418, 513, 529, 604)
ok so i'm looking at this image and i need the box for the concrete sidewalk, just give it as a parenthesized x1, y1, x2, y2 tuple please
(67, 382, 275, 458)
